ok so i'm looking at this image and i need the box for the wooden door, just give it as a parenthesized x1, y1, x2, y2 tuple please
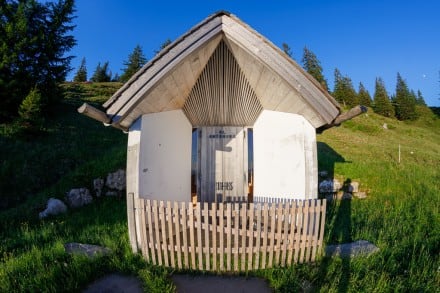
(197, 127, 248, 203)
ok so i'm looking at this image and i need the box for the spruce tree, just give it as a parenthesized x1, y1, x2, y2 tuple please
(90, 62, 112, 82)
(358, 82, 372, 107)
(282, 43, 293, 58)
(0, 0, 76, 121)
(120, 45, 147, 83)
(373, 77, 394, 117)
(301, 47, 328, 90)
(154, 39, 172, 55)
(18, 87, 43, 130)
(416, 90, 427, 106)
(73, 57, 87, 82)
(332, 68, 358, 108)
(394, 73, 417, 120)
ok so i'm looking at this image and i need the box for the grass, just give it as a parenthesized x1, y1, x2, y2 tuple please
(1, 83, 439, 291)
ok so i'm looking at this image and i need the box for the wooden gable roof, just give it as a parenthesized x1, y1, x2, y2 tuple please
(100, 11, 341, 130)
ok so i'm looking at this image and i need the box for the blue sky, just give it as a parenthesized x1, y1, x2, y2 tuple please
(68, 0, 440, 106)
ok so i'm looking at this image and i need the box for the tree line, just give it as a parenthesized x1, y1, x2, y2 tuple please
(0, 0, 431, 128)
(284, 44, 427, 121)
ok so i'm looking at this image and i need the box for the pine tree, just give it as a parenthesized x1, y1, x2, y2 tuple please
(332, 68, 358, 108)
(301, 47, 328, 90)
(282, 43, 293, 58)
(358, 82, 372, 107)
(120, 45, 147, 83)
(90, 62, 112, 82)
(394, 73, 417, 120)
(73, 57, 87, 82)
(416, 90, 427, 106)
(18, 87, 43, 130)
(154, 39, 172, 55)
(373, 77, 394, 117)
(0, 0, 76, 121)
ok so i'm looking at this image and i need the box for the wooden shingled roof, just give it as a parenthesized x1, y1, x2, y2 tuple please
(99, 11, 341, 131)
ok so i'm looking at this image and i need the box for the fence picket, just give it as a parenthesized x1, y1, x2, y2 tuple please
(137, 198, 326, 272)
(174, 201, 182, 269)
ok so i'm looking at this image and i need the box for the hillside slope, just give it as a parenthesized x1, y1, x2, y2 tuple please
(0, 83, 438, 292)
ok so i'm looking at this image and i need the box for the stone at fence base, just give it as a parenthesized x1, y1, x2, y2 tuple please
(105, 190, 119, 197)
(106, 169, 126, 191)
(326, 240, 379, 258)
(39, 198, 67, 219)
(354, 191, 367, 199)
(64, 242, 111, 258)
(65, 188, 92, 208)
(93, 178, 104, 197)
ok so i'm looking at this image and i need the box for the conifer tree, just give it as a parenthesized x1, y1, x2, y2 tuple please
(416, 90, 427, 106)
(0, 0, 76, 121)
(394, 73, 417, 120)
(332, 68, 358, 108)
(154, 39, 172, 55)
(120, 45, 147, 83)
(373, 77, 394, 117)
(73, 57, 87, 82)
(282, 43, 293, 58)
(18, 87, 43, 130)
(301, 47, 328, 90)
(90, 62, 112, 82)
(358, 82, 372, 107)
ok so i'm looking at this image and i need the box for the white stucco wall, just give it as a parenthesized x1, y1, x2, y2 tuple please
(137, 110, 192, 201)
(253, 110, 317, 200)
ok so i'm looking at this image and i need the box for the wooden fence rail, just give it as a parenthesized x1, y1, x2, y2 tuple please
(132, 197, 326, 272)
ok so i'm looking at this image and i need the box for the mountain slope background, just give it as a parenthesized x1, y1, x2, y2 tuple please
(0, 82, 438, 292)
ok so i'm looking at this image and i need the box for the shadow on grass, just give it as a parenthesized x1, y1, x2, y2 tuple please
(316, 142, 352, 291)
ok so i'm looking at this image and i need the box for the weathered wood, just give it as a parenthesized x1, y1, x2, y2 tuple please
(137, 199, 326, 271)
(77, 103, 110, 124)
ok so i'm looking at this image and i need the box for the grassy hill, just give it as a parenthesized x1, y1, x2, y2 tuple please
(0, 83, 439, 292)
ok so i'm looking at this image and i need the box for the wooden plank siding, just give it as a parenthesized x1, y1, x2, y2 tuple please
(135, 198, 326, 272)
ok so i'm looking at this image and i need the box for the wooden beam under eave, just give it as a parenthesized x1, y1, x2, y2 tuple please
(77, 102, 111, 124)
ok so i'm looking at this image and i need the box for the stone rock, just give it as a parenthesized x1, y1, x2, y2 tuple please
(318, 170, 328, 178)
(93, 178, 104, 197)
(105, 191, 119, 197)
(326, 240, 379, 258)
(354, 191, 368, 199)
(106, 169, 126, 191)
(39, 198, 67, 219)
(383, 123, 388, 129)
(64, 242, 111, 258)
(349, 181, 359, 193)
(319, 179, 341, 193)
(65, 188, 92, 208)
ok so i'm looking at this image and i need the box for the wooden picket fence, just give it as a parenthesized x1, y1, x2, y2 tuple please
(132, 197, 326, 272)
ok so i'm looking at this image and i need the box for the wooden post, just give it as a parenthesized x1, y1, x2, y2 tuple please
(126, 193, 138, 253)
(77, 103, 111, 124)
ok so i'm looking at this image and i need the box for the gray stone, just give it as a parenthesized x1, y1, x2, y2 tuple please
(82, 274, 143, 293)
(319, 179, 342, 193)
(318, 170, 328, 177)
(326, 240, 379, 258)
(64, 243, 111, 258)
(106, 169, 126, 191)
(354, 191, 368, 199)
(350, 181, 359, 193)
(93, 178, 104, 197)
(39, 198, 67, 219)
(65, 188, 92, 208)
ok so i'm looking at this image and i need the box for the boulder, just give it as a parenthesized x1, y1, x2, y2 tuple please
(64, 242, 111, 258)
(106, 169, 126, 191)
(65, 188, 92, 208)
(93, 178, 104, 197)
(319, 179, 342, 193)
(39, 198, 67, 219)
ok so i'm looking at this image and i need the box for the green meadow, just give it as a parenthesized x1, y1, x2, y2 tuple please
(0, 83, 439, 292)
